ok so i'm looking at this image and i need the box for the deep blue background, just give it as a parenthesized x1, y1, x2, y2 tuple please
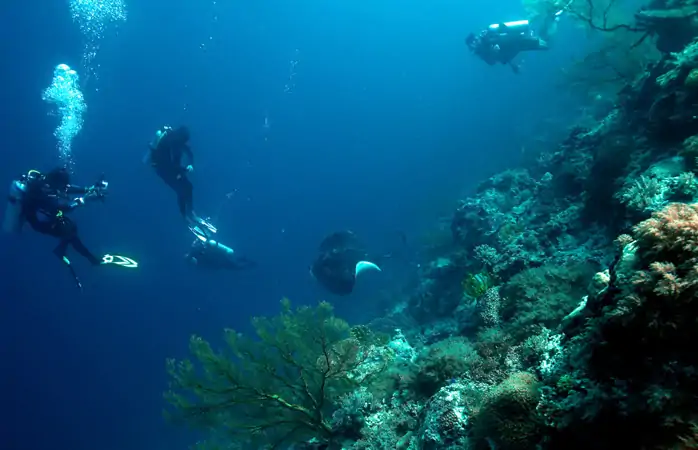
(1, 1, 583, 449)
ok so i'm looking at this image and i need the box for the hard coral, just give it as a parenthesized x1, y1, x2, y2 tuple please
(470, 372, 542, 450)
(499, 261, 599, 341)
(411, 337, 481, 398)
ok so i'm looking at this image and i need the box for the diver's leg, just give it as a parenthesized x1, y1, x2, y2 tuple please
(157, 168, 187, 218)
(53, 240, 70, 260)
(177, 175, 194, 219)
(231, 256, 256, 270)
(54, 239, 84, 290)
(70, 236, 101, 266)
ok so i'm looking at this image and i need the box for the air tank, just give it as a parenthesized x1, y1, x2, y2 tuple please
(3, 180, 26, 233)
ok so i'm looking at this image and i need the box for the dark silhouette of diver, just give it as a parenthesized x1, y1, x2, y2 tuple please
(185, 226, 256, 271)
(310, 230, 381, 296)
(4, 167, 137, 289)
(466, 12, 562, 73)
(145, 125, 215, 234)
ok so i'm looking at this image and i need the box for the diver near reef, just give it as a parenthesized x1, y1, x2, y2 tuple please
(144, 125, 216, 235)
(3, 168, 137, 289)
(186, 225, 256, 271)
(465, 10, 563, 73)
(310, 230, 381, 296)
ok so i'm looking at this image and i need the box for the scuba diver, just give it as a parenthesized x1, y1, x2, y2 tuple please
(310, 230, 381, 296)
(186, 225, 256, 271)
(3, 168, 137, 289)
(145, 125, 216, 234)
(465, 10, 563, 73)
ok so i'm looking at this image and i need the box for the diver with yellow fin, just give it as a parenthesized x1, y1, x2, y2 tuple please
(3, 167, 138, 290)
(310, 230, 381, 296)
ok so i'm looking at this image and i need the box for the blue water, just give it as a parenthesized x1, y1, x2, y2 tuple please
(1, 1, 585, 449)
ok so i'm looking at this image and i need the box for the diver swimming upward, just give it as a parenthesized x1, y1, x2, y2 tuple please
(144, 125, 217, 236)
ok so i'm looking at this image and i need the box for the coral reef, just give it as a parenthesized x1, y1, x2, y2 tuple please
(166, 4, 698, 449)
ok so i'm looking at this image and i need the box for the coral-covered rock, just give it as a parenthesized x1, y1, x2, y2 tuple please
(470, 372, 542, 450)
(417, 381, 487, 450)
(540, 203, 698, 449)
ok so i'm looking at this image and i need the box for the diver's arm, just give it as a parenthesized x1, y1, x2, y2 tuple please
(22, 206, 41, 229)
(65, 184, 90, 195)
(60, 196, 89, 211)
(64, 183, 107, 208)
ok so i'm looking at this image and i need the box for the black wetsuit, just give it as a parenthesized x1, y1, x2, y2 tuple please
(22, 181, 100, 266)
(150, 128, 195, 220)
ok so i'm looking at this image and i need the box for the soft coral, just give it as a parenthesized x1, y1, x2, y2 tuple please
(633, 202, 698, 262)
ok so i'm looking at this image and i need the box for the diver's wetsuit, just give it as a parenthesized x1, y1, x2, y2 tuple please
(22, 182, 100, 266)
(149, 127, 195, 220)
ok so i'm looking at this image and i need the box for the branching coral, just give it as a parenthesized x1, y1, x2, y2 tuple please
(562, 0, 645, 33)
(657, 38, 698, 87)
(615, 174, 671, 212)
(165, 299, 383, 448)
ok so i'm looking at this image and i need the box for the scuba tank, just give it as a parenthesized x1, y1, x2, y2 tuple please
(151, 125, 171, 149)
(2, 172, 35, 233)
(488, 19, 530, 33)
(144, 125, 172, 165)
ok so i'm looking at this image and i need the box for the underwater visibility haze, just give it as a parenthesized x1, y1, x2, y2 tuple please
(5, 0, 698, 449)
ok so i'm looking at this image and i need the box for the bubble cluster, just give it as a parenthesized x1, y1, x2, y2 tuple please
(68, 0, 127, 81)
(42, 64, 86, 169)
(284, 49, 300, 94)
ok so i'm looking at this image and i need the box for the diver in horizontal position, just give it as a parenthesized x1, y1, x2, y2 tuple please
(185, 225, 256, 271)
(145, 125, 216, 234)
(466, 11, 562, 73)
(3, 167, 137, 289)
(310, 230, 381, 296)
